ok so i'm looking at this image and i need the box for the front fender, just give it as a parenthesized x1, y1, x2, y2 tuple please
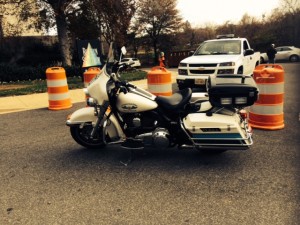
(66, 107, 125, 140)
(66, 107, 96, 125)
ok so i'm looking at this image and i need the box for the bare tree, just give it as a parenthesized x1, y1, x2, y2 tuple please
(280, 0, 300, 14)
(0, 0, 40, 36)
(181, 21, 196, 49)
(37, 0, 77, 66)
(280, 0, 300, 46)
(67, 1, 100, 40)
(91, 0, 136, 49)
(3, 0, 80, 66)
(134, 0, 182, 64)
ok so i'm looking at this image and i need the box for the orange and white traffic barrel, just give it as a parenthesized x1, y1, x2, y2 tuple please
(147, 66, 172, 96)
(46, 67, 72, 110)
(83, 67, 101, 87)
(249, 64, 284, 130)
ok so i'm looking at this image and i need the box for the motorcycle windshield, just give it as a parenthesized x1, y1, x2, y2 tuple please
(105, 42, 121, 76)
(107, 42, 115, 64)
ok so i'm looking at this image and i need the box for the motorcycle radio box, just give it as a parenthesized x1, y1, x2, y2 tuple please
(207, 74, 258, 107)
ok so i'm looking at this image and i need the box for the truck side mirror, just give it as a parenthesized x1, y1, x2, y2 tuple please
(244, 49, 254, 56)
(189, 51, 195, 56)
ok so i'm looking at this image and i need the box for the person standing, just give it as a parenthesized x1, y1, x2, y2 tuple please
(159, 52, 165, 67)
(267, 43, 277, 64)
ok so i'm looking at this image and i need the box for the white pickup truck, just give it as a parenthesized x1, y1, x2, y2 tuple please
(176, 35, 260, 89)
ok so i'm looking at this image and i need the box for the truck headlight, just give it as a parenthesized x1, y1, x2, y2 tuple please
(179, 63, 187, 67)
(219, 62, 235, 66)
(178, 69, 188, 75)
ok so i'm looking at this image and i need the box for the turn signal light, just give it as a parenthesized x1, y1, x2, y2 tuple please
(239, 109, 248, 119)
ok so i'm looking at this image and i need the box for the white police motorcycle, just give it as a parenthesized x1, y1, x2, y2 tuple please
(66, 43, 258, 153)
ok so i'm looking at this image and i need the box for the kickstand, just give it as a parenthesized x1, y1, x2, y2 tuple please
(120, 149, 135, 166)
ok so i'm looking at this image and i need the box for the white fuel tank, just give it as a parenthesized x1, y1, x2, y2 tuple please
(116, 89, 158, 113)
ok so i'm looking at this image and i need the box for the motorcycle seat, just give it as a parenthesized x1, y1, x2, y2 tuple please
(155, 88, 192, 111)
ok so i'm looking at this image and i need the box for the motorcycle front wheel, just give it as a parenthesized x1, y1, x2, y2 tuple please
(70, 124, 106, 149)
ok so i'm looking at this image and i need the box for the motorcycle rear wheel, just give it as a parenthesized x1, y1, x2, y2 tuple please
(70, 124, 106, 149)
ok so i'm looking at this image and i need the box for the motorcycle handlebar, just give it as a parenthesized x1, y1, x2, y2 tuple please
(118, 62, 132, 73)
(115, 80, 136, 94)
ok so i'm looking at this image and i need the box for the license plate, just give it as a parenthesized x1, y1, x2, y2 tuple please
(195, 79, 205, 85)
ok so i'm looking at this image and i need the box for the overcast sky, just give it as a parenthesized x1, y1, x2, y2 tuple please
(176, 0, 281, 26)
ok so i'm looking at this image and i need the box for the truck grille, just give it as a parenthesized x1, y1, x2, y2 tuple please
(190, 70, 215, 74)
(189, 63, 217, 67)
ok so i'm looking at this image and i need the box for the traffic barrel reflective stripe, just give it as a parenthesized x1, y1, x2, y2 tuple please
(46, 67, 72, 110)
(147, 66, 172, 96)
(249, 64, 284, 130)
(255, 82, 284, 104)
(84, 67, 101, 87)
(250, 104, 283, 115)
(248, 111, 284, 128)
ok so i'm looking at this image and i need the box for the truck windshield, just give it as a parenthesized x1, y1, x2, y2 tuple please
(194, 40, 241, 55)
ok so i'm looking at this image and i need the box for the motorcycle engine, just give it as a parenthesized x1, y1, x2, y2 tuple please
(122, 112, 160, 131)
(152, 128, 170, 148)
(122, 113, 170, 148)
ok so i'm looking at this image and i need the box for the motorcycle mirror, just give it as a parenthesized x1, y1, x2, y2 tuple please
(120, 46, 127, 61)
(121, 46, 127, 55)
(189, 51, 195, 56)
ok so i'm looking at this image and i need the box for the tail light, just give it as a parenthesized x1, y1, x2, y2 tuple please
(239, 109, 248, 119)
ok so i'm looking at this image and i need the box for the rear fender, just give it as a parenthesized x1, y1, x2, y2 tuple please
(66, 107, 125, 140)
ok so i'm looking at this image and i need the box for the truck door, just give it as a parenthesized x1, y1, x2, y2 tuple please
(243, 40, 251, 75)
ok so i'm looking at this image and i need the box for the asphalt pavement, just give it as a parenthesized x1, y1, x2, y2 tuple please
(1, 63, 299, 225)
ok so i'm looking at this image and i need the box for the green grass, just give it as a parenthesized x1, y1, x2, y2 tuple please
(0, 69, 147, 97)
(120, 69, 148, 81)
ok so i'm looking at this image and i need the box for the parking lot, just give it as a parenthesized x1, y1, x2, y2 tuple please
(0, 63, 299, 225)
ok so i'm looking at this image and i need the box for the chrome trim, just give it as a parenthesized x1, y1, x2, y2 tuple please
(83, 88, 89, 95)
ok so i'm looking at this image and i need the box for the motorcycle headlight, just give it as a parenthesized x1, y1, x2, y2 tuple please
(86, 97, 97, 107)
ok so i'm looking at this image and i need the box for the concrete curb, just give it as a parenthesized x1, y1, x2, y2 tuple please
(0, 79, 149, 115)
(0, 68, 177, 115)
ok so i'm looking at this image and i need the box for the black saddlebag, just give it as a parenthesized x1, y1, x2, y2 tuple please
(207, 74, 258, 107)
